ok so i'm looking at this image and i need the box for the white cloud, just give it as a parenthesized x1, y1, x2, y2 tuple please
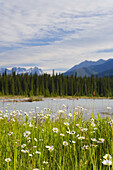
(0, 0, 113, 73)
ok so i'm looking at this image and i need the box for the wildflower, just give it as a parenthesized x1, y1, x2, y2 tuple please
(107, 106, 111, 110)
(34, 138, 37, 142)
(82, 145, 89, 150)
(24, 112, 28, 115)
(44, 116, 48, 119)
(81, 107, 84, 111)
(91, 123, 95, 127)
(58, 110, 64, 114)
(72, 141, 76, 143)
(33, 146, 37, 148)
(25, 150, 29, 153)
(44, 108, 48, 111)
(21, 144, 26, 148)
(47, 108, 50, 111)
(68, 113, 72, 117)
(64, 122, 69, 126)
(21, 149, 26, 153)
(8, 132, 13, 136)
(78, 136, 85, 140)
(28, 140, 31, 143)
(75, 112, 78, 115)
(63, 104, 66, 107)
(40, 110, 43, 114)
(108, 121, 112, 126)
(81, 128, 88, 132)
(103, 154, 112, 161)
(5, 158, 11, 162)
(97, 138, 104, 143)
(33, 168, 39, 170)
(63, 141, 68, 146)
(60, 133, 65, 136)
(29, 122, 33, 127)
(47, 114, 50, 117)
(52, 128, 58, 133)
(70, 131, 75, 135)
(11, 118, 15, 122)
(24, 131, 31, 137)
(91, 118, 94, 122)
(27, 137, 31, 140)
(29, 154, 33, 157)
(35, 151, 41, 154)
(43, 161, 48, 164)
(4, 115, 8, 118)
(91, 138, 97, 142)
(102, 160, 112, 166)
(21, 149, 29, 153)
(90, 144, 98, 147)
(76, 124, 80, 127)
(45, 145, 54, 152)
(18, 112, 22, 116)
(48, 146, 54, 152)
(45, 146, 50, 149)
(66, 130, 71, 134)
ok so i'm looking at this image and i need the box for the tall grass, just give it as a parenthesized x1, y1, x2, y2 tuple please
(0, 105, 113, 169)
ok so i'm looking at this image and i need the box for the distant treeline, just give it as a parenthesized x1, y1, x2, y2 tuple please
(0, 71, 113, 97)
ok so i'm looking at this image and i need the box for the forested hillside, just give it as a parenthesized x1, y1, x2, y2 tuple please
(0, 71, 113, 97)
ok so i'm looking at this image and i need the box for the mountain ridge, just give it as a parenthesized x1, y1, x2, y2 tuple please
(64, 58, 113, 77)
(0, 66, 43, 75)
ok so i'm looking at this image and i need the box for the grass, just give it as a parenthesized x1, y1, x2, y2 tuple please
(0, 105, 113, 169)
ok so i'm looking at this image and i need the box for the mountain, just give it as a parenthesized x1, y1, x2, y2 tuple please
(64, 58, 113, 77)
(0, 67, 43, 75)
(98, 68, 113, 77)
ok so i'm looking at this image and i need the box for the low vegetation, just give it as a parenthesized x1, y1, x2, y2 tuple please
(0, 104, 113, 169)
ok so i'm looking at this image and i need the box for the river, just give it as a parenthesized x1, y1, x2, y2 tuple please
(0, 98, 113, 118)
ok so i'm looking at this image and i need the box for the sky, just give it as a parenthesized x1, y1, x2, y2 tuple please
(0, 0, 113, 73)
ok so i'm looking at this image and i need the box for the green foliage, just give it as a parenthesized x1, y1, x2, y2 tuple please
(44, 88, 50, 97)
(0, 107, 113, 169)
(0, 72, 113, 97)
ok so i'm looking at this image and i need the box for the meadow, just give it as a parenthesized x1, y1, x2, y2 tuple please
(0, 104, 113, 170)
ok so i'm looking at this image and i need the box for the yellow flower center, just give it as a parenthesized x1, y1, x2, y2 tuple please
(99, 139, 103, 142)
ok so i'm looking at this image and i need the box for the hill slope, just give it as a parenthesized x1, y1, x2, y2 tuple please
(64, 58, 113, 77)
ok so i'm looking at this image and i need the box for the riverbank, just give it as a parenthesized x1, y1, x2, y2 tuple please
(0, 96, 43, 102)
(0, 95, 113, 102)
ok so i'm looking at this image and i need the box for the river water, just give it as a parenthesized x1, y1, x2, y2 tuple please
(0, 98, 113, 118)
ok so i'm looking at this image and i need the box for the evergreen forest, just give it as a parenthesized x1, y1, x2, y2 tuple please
(0, 71, 113, 97)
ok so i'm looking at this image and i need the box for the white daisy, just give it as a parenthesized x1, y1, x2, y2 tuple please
(5, 158, 11, 162)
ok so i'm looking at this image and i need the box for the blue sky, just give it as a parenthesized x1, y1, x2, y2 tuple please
(0, 0, 113, 73)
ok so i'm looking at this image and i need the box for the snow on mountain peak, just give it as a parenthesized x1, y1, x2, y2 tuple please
(0, 67, 43, 75)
